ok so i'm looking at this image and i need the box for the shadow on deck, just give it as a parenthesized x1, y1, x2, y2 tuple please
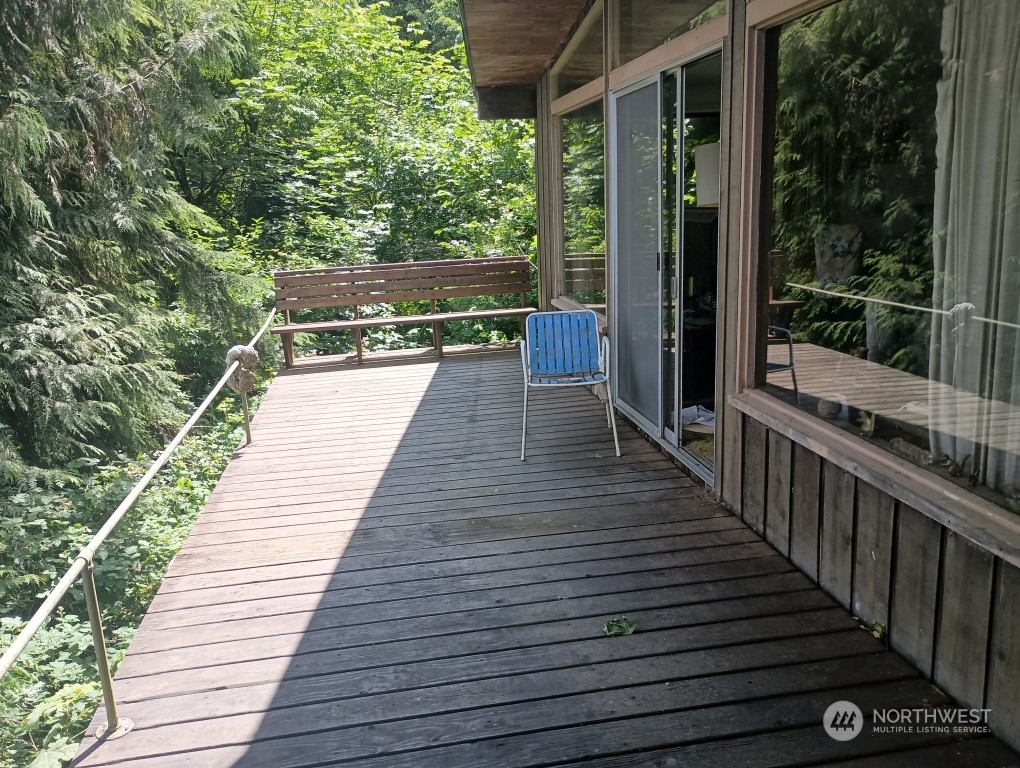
(74, 349, 1019, 767)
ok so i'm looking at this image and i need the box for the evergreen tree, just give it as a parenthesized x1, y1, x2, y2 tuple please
(0, 0, 251, 482)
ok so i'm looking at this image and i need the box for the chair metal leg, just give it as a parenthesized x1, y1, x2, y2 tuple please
(605, 400, 611, 428)
(790, 368, 800, 405)
(520, 384, 529, 461)
(605, 379, 621, 457)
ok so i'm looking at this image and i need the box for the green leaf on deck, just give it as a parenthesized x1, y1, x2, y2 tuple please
(603, 617, 637, 637)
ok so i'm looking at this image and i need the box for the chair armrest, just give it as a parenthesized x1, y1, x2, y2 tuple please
(520, 338, 530, 378)
(767, 325, 794, 366)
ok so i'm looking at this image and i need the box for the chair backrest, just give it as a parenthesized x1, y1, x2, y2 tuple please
(526, 310, 601, 376)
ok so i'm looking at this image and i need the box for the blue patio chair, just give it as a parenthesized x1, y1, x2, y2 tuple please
(520, 310, 621, 460)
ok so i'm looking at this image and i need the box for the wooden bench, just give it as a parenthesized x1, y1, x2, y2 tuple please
(271, 256, 536, 367)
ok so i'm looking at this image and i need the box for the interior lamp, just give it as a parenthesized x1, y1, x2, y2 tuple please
(694, 142, 721, 208)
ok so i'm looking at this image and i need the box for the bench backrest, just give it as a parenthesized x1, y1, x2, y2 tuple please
(273, 256, 532, 313)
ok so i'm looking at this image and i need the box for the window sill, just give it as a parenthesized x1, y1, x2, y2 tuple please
(729, 388, 1020, 568)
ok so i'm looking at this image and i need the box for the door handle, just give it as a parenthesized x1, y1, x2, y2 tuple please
(656, 252, 661, 272)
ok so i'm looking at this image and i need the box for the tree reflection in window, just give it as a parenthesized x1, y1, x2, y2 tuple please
(562, 101, 606, 309)
(763, 0, 1020, 513)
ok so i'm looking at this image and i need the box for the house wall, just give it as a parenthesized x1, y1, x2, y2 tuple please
(531, 0, 1020, 752)
(716, 0, 746, 510)
(717, 0, 1020, 751)
(732, 414, 1020, 748)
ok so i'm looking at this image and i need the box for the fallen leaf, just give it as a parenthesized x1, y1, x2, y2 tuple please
(603, 617, 637, 637)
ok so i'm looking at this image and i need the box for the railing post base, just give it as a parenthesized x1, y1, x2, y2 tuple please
(96, 718, 134, 741)
(82, 558, 130, 743)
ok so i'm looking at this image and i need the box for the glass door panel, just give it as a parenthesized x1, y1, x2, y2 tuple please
(613, 80, 662, 430)
(610, 53, 721, 475)
(677, 54, 721, 466)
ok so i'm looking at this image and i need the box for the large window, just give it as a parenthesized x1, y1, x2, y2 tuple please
(760, 0, 1020, 513)
(555, 6, 604, 99)
(562, 100, 606, 309)
(613, 0, 725, 68)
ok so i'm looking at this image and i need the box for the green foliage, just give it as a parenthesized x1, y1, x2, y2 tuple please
(0, 0, 267, 482)
(602, 617, 637, 636)
(1, 394, 261, 766)
(193, 0, 535, 268)
(0, 285, 186, 470)
(370, 0, 464, 55)
(1, 615, 103, 767)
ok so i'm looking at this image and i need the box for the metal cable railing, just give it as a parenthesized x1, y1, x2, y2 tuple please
(0, 308, 277, 741)
(787, 282, 1020, 333)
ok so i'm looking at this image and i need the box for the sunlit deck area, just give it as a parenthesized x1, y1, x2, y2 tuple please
(74, 348, 1018, 767)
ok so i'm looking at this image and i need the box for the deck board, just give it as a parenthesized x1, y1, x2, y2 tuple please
(74, 350, 1018, 767)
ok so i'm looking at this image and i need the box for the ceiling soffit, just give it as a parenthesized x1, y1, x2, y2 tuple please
(460, 0, 592, 88)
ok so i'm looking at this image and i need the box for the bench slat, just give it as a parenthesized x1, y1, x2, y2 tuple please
(272, 255, 523, 279)
(273, 258, 530, 287)
(271, 307, 536, 335)
(277, 283, 531, 312)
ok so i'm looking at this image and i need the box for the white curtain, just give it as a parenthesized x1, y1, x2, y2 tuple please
(929, 0, 1020, 490)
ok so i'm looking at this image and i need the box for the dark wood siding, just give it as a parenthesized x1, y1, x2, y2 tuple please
(736, 413, 1020, 752)
(741, 418, 767, 535)
(819, 462, 855, 610)
(788, 443, 821, 580)
(852, 484, 895, 631)
(934, 533, 995, 710)
(988, 561, 1020, 742)
(765, 430, 792, 555)
(889, 505, 941, 675)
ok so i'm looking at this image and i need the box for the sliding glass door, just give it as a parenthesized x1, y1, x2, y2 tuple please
(612, 78, 663, 434)
(612, 54, 722, 473)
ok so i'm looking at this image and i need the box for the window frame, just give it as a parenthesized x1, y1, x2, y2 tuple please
(549, 6, 730, 319)
(548, 3, 608, 318)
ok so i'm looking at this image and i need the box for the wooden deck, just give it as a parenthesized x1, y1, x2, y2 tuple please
(74, 349, 1018, 767)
